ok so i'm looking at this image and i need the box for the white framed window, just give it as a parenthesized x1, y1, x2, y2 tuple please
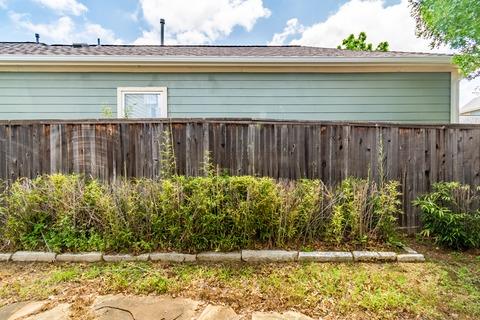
(117, 87, 168, 118)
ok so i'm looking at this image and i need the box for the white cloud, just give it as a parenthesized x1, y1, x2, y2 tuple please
(281, 0, 446, 53)
(9, 11, 123, 44)
(127, 5, 141, 22)
(32, 0, 87, 16)
(0, 0, 7, 9)
(270, 0, 479, 111)
(268, 18, 303, 46)
(134, 0, 271, 45)
(10, 12, 75, 42)
(81, 22, 123, 45)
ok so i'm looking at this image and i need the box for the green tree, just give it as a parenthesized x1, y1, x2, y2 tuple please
(337, 32, 389, 52)
(410, 0, 480, 78)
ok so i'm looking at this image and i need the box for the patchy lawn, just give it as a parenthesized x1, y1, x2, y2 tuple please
(0, 243, 478, 320)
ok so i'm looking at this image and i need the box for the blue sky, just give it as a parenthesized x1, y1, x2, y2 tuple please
(0, 0, 401, 45)
(0, 0, 477, 105)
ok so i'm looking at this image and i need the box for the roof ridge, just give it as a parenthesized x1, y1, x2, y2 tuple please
(2, 42, 305, 48)
(0, 41, 46, 44)
(56, 44, 304, 48)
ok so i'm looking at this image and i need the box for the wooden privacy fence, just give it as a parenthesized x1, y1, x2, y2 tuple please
(0, 118, 479, 232)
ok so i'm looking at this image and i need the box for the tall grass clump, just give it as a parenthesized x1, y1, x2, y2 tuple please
(0, 174, 402, 253)
(329, 178, 401, 245)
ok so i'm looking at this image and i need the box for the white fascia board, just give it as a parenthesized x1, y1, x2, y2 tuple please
(0, 54, 453, 65)
(450, 71, 460, 123)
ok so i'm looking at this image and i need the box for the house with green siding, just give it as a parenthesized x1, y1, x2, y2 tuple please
(0, 42, 459, 123)
(460, 97, 480, 123)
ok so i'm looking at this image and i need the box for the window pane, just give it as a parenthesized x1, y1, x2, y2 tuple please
(124, 93, 162, 118)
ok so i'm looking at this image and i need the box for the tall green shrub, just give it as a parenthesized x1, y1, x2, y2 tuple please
(414, 182, 480, 249)
(2, 175, 107, 252)
(0, 174, 402, 253)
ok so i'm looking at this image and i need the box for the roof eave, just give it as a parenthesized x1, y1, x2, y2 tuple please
(0, 54, 454, 65)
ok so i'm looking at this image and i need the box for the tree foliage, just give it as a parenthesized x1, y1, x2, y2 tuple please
(409, 0, 480, 78)
(337, 32, 389, 52)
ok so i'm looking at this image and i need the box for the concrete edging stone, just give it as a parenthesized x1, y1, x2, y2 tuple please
(0, 253, 13, 262)
(0, 247, 425, 264)
(56, 252, 103, 263)
(103, 254, 150, 262)
(298, 251, 353, 262)
(150, 252, 196, 263)
(397, 253, 426, 262)
(11, 251, 56, 262)
(197, 252, 241, 262)
(241, 250, 298, 263)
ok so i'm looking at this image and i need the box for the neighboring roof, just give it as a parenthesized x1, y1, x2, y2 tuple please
(460, 96, 480, 114)
(0, 42, 450, 59)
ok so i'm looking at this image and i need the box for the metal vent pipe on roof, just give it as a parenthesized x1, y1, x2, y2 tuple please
(160, 18, 165, 46)
(35, 33, 40, 44)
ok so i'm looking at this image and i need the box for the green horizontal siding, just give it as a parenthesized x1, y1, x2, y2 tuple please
(0, 104, 450, 113)
(0, 112, 102, 119)
(0, 80, 451, 89)
(0, 87, 449, 97)
(170, 112, 451, 122)
(0, 72, 451, 122)
(171, 104, 450, 113)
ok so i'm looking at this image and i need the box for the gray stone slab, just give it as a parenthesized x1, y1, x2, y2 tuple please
(0, 253, 12, 262)
(197, 252, 241, 263)
(241, 250, 298, 263)
(377, 252, 397, 262)
(298, 251, 353, 262)
(397, 253, 425, 262)
(197, 305, 238, 320)
(24, 303, 70, 320)
(150, 252, 196, 263)
(5, 300, 48, 319)
(56, 252, 103, 263)
(0, 301, 31, 320)
(352, 251, 380, 262)
(11, 251, 56, 263)
(93, 294, 201, 320)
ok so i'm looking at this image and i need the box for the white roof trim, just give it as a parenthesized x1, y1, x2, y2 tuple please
(0, 54, 453, 65)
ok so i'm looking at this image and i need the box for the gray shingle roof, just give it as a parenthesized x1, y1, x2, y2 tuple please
(461, 96, 480, 114)
(0, 42, 449, 58)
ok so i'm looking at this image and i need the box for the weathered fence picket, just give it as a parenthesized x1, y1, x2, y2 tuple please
(0, 118, 479, 232)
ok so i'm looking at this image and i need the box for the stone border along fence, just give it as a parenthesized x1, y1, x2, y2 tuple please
(0, 248, 425, 263)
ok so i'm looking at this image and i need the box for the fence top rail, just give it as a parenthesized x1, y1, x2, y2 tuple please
(0, 118, 479, 129)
